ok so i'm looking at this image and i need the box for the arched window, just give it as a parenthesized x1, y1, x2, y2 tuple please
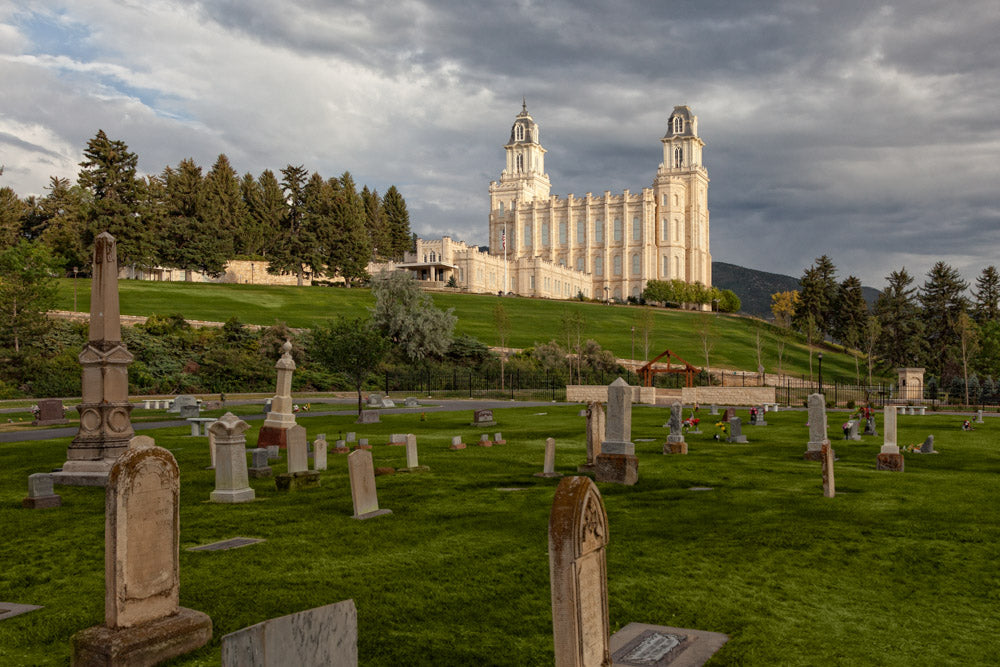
(430, 251, 436, 262)
(515, 124, 524, 141)
(524, 223, 532, 246)
(674, 194, 680, 206)
(541, 222, 549, 246)
(595, 219, 604, 243)
(595, 256, 604, 276)
(559, 221, 567, 245)
(516, 154, 524, 172)
(662, 255, 668, 276)
(674, 218, 680, 242)
(631, 253, 640, 274)
(613, 255, 622, 276)
(613, 218, 622, 242)
(632, 217, 641, 241)
(576, 256, 585, 272)
(498, 201, 504, 214)
(661, 218, 669, 241)
(577, 220, 585, 244)
(672, 116, 683, 134)
(673, 147, 683, 168)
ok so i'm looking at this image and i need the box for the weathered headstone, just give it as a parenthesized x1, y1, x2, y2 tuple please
(388, 433, 406, 446)
(753, 406, 767, 426)
(493, 432, 506, 445)
(257, 340, 298, 449)
(266, 445, 280, 460)
(313, 436, 328, 471)
(248, 449, 273, 479)
(179, 403, 200, 419)
(22, 473, 61, 509)
(726, 417, 748, 443)
(877, 405, 904, 471)
(404, 397, 419, 407)
(56, 232, 134, 485)
(356, 438, 371, 451)
(346, 432, 357, 443)
(821, 442, 835, 498)
(356, 410, 379, 424)
(348, 449, 391, 520)
(449, 435, 467, 450)
(579, 401, 605, 472)
(472, 409, 496, 426)
(209, 413, 255, 503)
(864, 417, 878, 436)
(595, 378, 638, 485)
(380, 397, 396, 408)
(220, 599, 358, 667)
(263, 398, 272, 414)
(710, 405, 719, 415)
(33, 399, 68, 426)
(845, 420, 860, 441)
(168, 395, 197, 414)
(804, 394, 832, 461)
(275, 425, 321, 491)
(975, 409, 984, 424)
(920, 435, 937, 454)
(367, 393, 382, 407)
(71, 438, 212, 665)
(535, 437, 562, 478)
(478, 434, 493, 447)
(549, 476, 610, 666)
(722, 407, 735, 422)
(663, 402, 687, 454)
(398, 433, 429, 472)
(334, 439, 350, 454)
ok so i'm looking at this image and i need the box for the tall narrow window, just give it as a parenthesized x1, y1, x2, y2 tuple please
(498, 201, 504, 214)
(673, 147, 683, 168)
(595, 256, 604, 276)
(631, 254, 640, 274)
(577, 220, 585, 244)
(576, 256, 584, 271)
(632, 217, 640, 241)
(516, 154, 524, 172)
(515, 124, 524, 141)
(541, 222, 549, 246)
(613, 255, 622, 276)
(661, 219, 668, 241)
(524, 223, 532, 246)
(662, 255, 668, 276)
(672, 116, 683, 133)
(595, 219, 604, 243)
(613, 217, 622, 242)
(674, 218, 680, 242)
(559, 221, 567, 245)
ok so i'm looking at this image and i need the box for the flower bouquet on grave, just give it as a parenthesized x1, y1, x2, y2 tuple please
(842, 422, 851, 438)
(683, 417, 700, 431)
(713, 420, 729, 441)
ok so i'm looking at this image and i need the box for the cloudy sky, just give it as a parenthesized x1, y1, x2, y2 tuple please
(2, 1, 999, 288)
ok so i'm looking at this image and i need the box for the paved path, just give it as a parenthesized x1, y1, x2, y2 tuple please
(0, 399, 569, 444)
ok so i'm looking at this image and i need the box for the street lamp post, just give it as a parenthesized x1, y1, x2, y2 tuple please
(72, 267, 79, 311)
(818, 352, 824, 395)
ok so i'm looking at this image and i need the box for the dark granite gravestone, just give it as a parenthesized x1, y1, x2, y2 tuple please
(33, 399, 68, 426)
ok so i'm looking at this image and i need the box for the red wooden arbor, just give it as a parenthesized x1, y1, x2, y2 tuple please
(637, 348, 701, 387)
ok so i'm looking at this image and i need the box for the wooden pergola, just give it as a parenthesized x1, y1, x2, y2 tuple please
(637, 348, 701, 388)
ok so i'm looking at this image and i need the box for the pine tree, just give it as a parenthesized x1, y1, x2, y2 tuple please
(202, 154, 244, 260)
(0, 186, 26, 250)
(873, 268, 923, 370)
(793, 256, 838, 338)
(361, 186, 389, 260)
(383, 185, 411, 260)
(328, 172, 371, 285)
(239, 170, 284, 257)
(158, 158, 229, 278)
(267, 165, 319, 285)
(31, 177, 89, 273)
(918, 261, 969, 376)
(972, 265, 1000, 323)
(833, 275, 868, 347)
(77, 130, 148, 265)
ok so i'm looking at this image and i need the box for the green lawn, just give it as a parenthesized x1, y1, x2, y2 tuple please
(53, 279, 868, 383)
(1, 405, 996, 665)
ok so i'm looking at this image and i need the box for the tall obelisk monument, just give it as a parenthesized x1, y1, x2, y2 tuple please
(57, 232, 134, 484)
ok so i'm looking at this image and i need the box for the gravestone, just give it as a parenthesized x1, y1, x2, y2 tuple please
(248, 449, 273, 479)
(449, 435, 467, 451)
(275, 425, 321, 491)
(549, 476, 610, 666)
(388, 433, 406, 446)
(56, 232, 135, 485)
(380, 397, 396, 408)
(578, 401, 605, 472)
(404, 397, 419, 407)
(548, 476, 730, 667)
(179, 403, 200, 419)
(472, 409, 496, 427)
(877, 406, 904, 472)
(753, 406, 767, 426)
(398, 434, 429, 472)
(346, 432, 356, 443)
(864, 417, 878, 436)
(266, 445, 280, 460)
(209, 413, 255, 503)
(33, 398, 68, 426)
(726, 417, 748, 443)
(348, 450, 391, 520)
(723, 407, 735, 422)
(356, 410, 379, 424)
(710, 405, 719, 416)
(478, 434, 493, 447)
(313, 436, 328, 471)
(257, 340, 298, 449)
(975, 409, 984, 424)
(334, 439, 350, 454)
(822, 442, 835, 498)
(169, 395, 197, 414)
(664, 402, 687, 455)
(920, 435, 937, 454)
(356, 438, 371, 451)
(535, 438, 562, 478)
(367, 393, 382, 407)
(845, 420, 861, 441)
(595, 378, 638, 485)
(804, 394, 831, 461)
(22, 473, 61, 509)
(220, 599, 357, 667)
(493, 432, 506, 445)
(263, 398, 272, 414)
(71, 438, 212, 665)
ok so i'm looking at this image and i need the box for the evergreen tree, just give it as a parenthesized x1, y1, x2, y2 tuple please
(239, 170, 284, 257)
(832, 275, 868, 347)
(159, 159, 230, 278)
(0, 186, 25, 250)
(382, 185, 411, 260)
(972, 265, 1000, 323)
(361, 186, 389, 260)
(793, 256, 838, 338)
(918, 261, 969, 376)
(268, 165, 319, 285)
(201, 154, 244, 260)
(29, 177, 88, 273)
(327, 171, 371, 285)
(77, 130, 148, 265)
(0, 240, 59, 353)
(873, 268, 923, 370)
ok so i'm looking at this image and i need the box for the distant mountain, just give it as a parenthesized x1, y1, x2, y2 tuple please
(713, 261, 880, 319)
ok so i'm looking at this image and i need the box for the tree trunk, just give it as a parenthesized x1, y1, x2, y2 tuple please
(357, 387, 363, 416)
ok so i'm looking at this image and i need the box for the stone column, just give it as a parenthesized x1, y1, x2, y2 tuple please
(579, 401, 604, 472)
(803, 393, 832, 461)
(595, 378, 638, 485)
(209, 413, 255, 503)
(821, 443, 835, 498)
(58, 232, 134, 485)
(535, 437, 562, 478)
(257, 340, 297, 449)
(877, 406, 904, 471)
(664, 401, 687, 454)
(313, 436, 328, 471)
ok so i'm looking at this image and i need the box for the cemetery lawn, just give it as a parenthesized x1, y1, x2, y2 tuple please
(54, 279, 865, 381)
(3, 405, 995, 665)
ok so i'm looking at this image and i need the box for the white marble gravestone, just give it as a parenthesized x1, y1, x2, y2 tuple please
(348, 450, 391, 520)
(209, 413, 255, 503)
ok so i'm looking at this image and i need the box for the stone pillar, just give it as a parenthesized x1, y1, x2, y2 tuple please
(58, 232, 134, 485)
(71, 438, 211, 664)
(595, 378, 638, 485)
(877, 406, 904, 471)
(579, 401, 605, 472)
(549, 476, 610, 667)
(803, 393, 832, 461)
(313, 436, 328, 471)
(664, 401, 687, 454)
(257, 340, 297, 449)
(209, 413, 255, 503)
(535, 437, 562, 478)
(822, 443, 835, 498)
(275, 425, 320, 491)
(399, 433, 429, 472)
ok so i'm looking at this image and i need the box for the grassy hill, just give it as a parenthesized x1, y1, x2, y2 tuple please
(53, 279, 872, 383)
(714, 261, 881, 319)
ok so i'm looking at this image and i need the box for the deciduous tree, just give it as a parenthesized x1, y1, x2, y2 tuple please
(311, 316, 389, 415)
